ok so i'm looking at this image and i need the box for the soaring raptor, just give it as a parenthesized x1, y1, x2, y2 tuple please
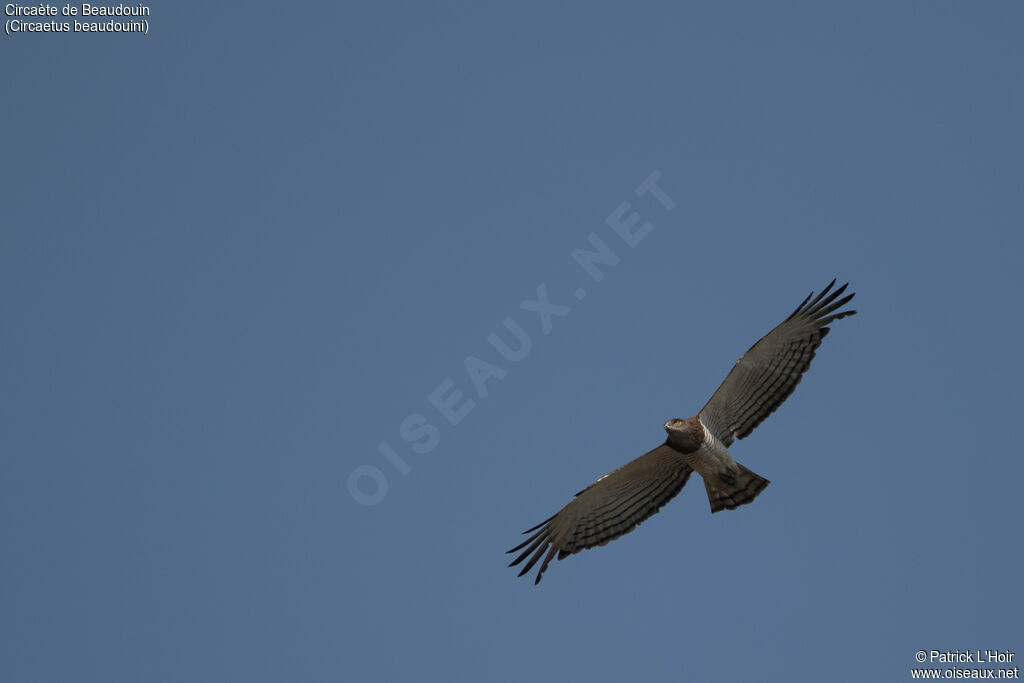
(508, 280, 856, 584)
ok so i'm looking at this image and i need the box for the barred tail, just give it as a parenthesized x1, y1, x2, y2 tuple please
(705, 463, 770, 513)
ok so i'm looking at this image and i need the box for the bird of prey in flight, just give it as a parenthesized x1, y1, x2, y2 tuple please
(508, 280, 856, 584)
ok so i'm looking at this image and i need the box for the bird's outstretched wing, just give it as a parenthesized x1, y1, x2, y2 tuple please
(698, 279, 856, 446)
(507, 444, 693, 584)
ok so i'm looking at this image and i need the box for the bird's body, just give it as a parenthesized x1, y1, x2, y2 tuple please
(666, 417, 769, 512)
(667, 417, 731, 481)
(509, 280, 856, 584)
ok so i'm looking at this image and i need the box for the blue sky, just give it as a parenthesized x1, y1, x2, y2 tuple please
(2, 3, 1022, 682)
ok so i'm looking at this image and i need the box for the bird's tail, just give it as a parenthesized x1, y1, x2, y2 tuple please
(705, 463, 770, 513)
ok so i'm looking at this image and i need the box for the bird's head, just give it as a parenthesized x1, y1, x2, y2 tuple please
(664, 418, 685, 434)
(664, 417, 703, 451)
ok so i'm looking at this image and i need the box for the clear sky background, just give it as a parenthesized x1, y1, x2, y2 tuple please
(2, 3, 1022, 682)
